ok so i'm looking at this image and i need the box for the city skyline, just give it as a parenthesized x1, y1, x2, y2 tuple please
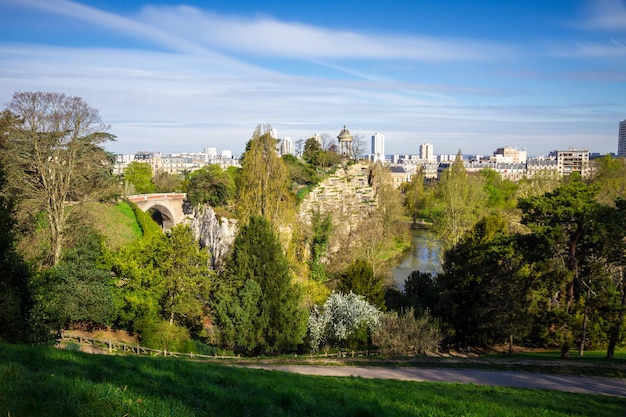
(1, 0, 625, 156)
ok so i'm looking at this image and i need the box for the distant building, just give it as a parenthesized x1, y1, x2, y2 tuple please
(280, 137, 294, 156)
(419, 143, 435, 162)
(371, 132, 385, 163)
(388, 165, 411, 188)
(619, 119, 626, 157)
(492, 147, 527, 164)
(556, 148, 590, 177)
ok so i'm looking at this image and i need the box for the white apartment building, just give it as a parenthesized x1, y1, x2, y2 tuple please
(419, 143, 435, 162)
(556, 148, 590, 177)
(280, 137, 294, 156)
(492, 147, 527, 164)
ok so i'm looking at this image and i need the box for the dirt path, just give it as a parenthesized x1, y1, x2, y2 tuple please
(245, 365, 626, 398)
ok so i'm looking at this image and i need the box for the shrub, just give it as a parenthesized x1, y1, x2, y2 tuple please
(372, 307, 442, 356)
(141, 321, 195, 353)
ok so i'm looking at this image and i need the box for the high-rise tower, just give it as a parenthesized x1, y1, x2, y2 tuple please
(420, 143, 434, 162)
(371, 132, 385, 163)
(619, 119, 626, 157)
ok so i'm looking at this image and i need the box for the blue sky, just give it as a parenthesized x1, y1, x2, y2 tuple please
(1, 0, 625, 157)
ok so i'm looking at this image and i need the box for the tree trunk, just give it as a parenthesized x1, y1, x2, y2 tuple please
(508, 334, 514, 355)
(579, 309, 588, 357)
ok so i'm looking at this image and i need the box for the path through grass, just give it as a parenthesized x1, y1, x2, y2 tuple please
(1, 343, 624, 417)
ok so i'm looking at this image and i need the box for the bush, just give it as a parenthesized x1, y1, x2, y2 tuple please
(308, 291, 381, 352)
(141, 321, 195, 353)
(372, 308, 442, 356)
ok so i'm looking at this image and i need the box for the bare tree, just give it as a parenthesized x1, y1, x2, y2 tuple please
(351, 134, 368, 160)
(3, 91, 115, 266)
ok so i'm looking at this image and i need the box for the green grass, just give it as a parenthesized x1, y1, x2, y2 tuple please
(1, 343, 625, 417)
(87, 201, 143, 249)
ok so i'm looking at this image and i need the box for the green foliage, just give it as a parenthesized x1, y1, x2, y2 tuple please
(338, 259, 386, 310)
(592, 155, 626, 205)
(186, 164, 235, 208)
(302, 137, 340, 168)
(236, 126, 294, 226)
(128, 201, 162, 237)
(0, 155, 33, 342)
(213, 215, 308, 354)
(310, 209, 332, 282)
(481, 168, 519, 211)
(282, 153, 320, 190)
(439, 214, 534, 346)
(403, 271, 438, 311)
(107, 225, 212, 338)
(34, 227, 117, 332)
(153, 171, 184, 193)
(140, 321, 195, 353)
(123, 161, 156, 194)
(2, 92, 116, 266)
(431, 151, 487, 251)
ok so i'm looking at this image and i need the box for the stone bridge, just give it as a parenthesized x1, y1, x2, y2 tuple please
(126, 193, 187, 230)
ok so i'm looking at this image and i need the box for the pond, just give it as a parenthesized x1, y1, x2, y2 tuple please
(392, 228, 442, 291)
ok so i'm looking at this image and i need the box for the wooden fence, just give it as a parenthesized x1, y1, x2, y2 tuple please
(56, 333, 376, 360)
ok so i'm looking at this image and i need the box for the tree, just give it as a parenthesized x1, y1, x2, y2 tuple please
(123, 161, 156, 195)
(213, 215, 307, 354)
(2, 92, 115, 266)
(153, 171, 184, 193)
(159, 225, 212, 328)
(518, 177, 603, 357)
(0, 136, 33, 342)
(438, 213, 535, 350)
(186, 164, 235, 207)
(236, 125, 294, 227)
(403, 167, 428, 224)
(108, 225, 213, 337)
(593, 155, 626, 205)
(350, 134, 368, 160)
(432, 151, 486, 252)
(338, 258, 386, 310)
(36, 227, 117, 332)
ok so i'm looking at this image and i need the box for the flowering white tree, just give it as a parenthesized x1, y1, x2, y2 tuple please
(308, 291, 381, 352)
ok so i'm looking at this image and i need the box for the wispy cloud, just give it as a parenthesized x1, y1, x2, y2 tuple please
(575, 0, 626, 31)
(136, 5, 513, 61)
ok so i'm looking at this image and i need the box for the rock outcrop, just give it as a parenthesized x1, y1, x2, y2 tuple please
(190, 205, 237, 270)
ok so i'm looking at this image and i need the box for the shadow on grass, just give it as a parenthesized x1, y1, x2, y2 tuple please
(1, 343, 625, 417)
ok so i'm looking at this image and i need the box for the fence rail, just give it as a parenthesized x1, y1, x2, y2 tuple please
(57, 334, 376, 360)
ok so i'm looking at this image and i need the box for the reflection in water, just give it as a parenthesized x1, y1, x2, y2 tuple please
(392, 229, 442, 291)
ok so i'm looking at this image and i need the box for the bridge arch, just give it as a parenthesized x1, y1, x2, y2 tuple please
(126, 193, 187, 230)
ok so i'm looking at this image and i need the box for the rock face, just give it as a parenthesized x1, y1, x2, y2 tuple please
(298, 162, 376, 230)
(190, 205, 237, 270)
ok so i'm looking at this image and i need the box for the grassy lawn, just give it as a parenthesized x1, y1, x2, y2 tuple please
(1, 343, 625, 417)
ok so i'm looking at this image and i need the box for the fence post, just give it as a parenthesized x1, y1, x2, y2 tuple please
(108, 339, 112, 354)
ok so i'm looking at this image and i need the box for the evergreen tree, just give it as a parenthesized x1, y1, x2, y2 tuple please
(0, 137, 33, 342)
(213, 215, 307, 354)
(338, 258, 386, 310)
